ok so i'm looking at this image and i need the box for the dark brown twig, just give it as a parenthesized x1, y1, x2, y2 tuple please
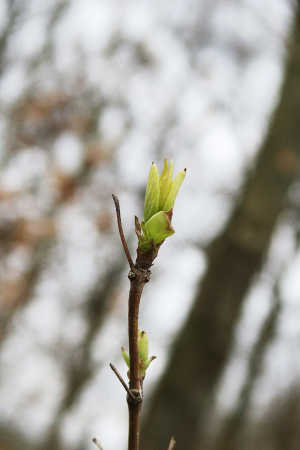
(112, 194, 135, 270)
(109, 363, 136, 401)
(167, 437, 176, 450)
(112, 195, 153, 450)
(127, 269, 149, 450)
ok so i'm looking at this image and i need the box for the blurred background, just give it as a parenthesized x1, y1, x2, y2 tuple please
(1, 0, 300, 449)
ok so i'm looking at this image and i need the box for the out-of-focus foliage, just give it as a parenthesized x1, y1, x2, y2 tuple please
(1, 1, 300, 450)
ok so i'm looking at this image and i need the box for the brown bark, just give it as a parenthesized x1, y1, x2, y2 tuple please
(142, 5, 300, 450)
(127, 270, 148, 450)
(248, 383, 300, 450)
(112, 195, 156, 450)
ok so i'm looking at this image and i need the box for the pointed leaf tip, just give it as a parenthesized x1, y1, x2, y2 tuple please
(159, 159, 174, 210)
(138, 329, 149, 362)
(162, 169, 186, 211)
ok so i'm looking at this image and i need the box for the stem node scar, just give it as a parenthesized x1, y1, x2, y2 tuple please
(128, 270, 136, 280)
(143, 269, 151, 283)
(127, 388, 143, 404)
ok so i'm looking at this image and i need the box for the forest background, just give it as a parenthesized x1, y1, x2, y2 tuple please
(1, 1, 300, 450)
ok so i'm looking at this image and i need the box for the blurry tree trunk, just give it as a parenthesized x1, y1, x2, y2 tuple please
(0, 425, 36, 450)
(247, 382, 300, 450)
(212, 287, 281, 450)
(142, 5, 300, 450)
(0, 0, 21, 76)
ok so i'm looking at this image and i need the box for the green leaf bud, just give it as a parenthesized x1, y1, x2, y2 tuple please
(162, 168, 186, 211)
(159, 158, 174, 210)
(135, 217, 152, 252)
(138, 330, 148, 362)
(137, 159, 186, 254)
(144, 210, 174, 245)
(121, 346, 130, 368)
(144, 163, 160, 222)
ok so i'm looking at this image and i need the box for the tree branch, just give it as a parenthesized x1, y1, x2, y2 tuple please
(112, 194, 154, 450)
(112, 194, 135, 270)
(110, 363, 136, 402)
(127, 267, 150, 450)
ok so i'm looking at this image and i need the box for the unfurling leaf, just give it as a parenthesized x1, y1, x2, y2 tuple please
(144, 210, 174, 245)
(162, 169, 186, 211)
(159, 158, 174, 210)
(144, 163, 160, 222)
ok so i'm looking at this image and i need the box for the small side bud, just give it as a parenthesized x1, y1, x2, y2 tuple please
(121, 346, 130, 368)
(135, 217, 152, 252)
(145, 355, 156, 370)
(137, 331, 156, 379)
(138, 330, 149, 362)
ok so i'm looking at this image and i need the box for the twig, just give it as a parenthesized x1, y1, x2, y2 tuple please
(167, 437, 176, 450)
(92, 437, 104, 450)
(112, 193, 156, 450)
(112, 193, 150, 450)
(109, 363, 136, 401)
(112, 194, 135, 270)
(127, 269, 149, 450)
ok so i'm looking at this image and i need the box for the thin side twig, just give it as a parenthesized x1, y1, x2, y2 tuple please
(92, 437, 104, 450)
(167, 436, 176, 450)
(112, 194, 135, 270)
(110, 363, 136, 401)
